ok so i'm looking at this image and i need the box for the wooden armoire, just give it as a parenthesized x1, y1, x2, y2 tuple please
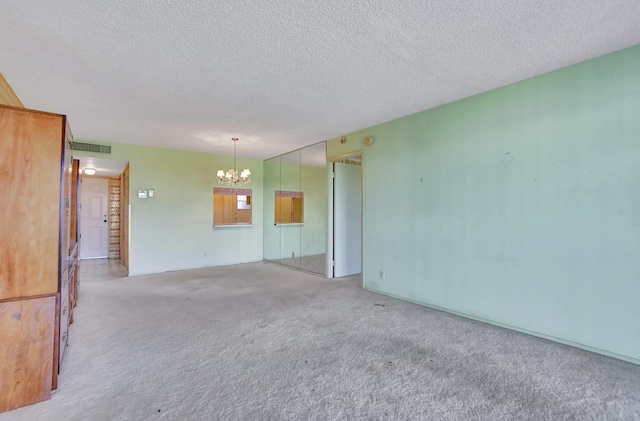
(0, 104, 80, 413)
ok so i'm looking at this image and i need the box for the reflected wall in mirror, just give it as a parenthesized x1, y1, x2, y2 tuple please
(300, 142, 327, 275)
(263, 141, 327, 276)
(213, 187, 252, 226)
(279, 150, 301, 268)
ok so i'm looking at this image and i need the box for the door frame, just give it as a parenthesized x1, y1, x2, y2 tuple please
(120, 164, 130, 274)
(79, 176, 110, 259)
(327, 151, 364, 282)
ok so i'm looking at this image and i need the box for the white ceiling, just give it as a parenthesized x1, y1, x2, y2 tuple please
(76, 156, 128, 177)
(2, 1, 639, 160)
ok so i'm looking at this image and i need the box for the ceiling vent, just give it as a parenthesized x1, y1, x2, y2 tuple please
(71, 141, 111, 154)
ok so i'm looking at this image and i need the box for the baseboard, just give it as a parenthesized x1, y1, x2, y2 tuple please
(364, 286, 640, 366)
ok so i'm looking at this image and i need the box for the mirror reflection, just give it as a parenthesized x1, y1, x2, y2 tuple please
(279, 149, 301, 269)
(213, 188, 252, 226)
(263, 141, 327, 275)
(263, 156, 281, 262)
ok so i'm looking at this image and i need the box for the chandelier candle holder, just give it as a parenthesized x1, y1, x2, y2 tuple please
(217, 137, 251, 186)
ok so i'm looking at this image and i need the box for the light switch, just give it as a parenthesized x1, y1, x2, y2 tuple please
(148, 188, 154, 198)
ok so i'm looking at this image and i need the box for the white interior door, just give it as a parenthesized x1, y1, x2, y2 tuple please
(80, 177, 109, 259)
(333, 161, 362, 277)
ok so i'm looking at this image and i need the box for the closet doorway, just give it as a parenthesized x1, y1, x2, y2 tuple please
(328, 154, 362, 278)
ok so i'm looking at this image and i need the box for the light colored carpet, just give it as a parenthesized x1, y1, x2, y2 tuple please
(2, 260, 639, 420)
(275, 253, 327, 276)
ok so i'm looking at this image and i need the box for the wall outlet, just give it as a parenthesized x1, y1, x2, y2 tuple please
(379, 270, 385, 280)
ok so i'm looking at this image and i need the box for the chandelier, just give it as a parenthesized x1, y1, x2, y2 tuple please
(217, 137, 251, 186)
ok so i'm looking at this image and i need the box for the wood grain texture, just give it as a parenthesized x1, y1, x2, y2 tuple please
(70, 160, 80, 245)
(0, 295, 56, 413)
(0, 106, 64, 300)
(121, 165, 129, 270)
(0, 73, 23, 107)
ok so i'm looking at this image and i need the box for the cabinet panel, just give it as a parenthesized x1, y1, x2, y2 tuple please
(0, 107, 64, 300)
(1, 105, 79, 411)
(58, 293, 69, 367)
(213, 193, 237, 225)
(0, 296, 56, 412)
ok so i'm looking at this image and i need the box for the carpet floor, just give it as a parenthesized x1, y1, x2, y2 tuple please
(2, 260, 639, 420)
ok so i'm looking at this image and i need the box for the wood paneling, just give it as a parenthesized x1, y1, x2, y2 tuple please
(0, 107, 64, 300)
(0, 296, 56, 412)
(121, 165, 129, 271)
(70, 160, 80, 245)
(0, 73, 23, 108)
(108, 178, 121, 259)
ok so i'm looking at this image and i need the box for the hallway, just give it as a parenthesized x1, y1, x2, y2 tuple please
(2, 260, 639, 420)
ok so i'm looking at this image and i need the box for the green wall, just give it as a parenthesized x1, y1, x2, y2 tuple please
(74, 141, 264, 276)
(328, 45, 640, 363)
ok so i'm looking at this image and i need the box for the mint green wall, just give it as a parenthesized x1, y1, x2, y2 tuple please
(73, 141, 264, 276)
(327, 45, 640, 363)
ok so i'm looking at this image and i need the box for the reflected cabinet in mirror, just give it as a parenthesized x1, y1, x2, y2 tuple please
(275, 192, 304, 224)
(263, 141, 327, 275)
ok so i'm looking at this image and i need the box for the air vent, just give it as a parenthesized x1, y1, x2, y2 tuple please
(71, 142, 111, 154)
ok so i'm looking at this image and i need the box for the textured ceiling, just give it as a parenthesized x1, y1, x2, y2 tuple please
(1, 0, 639, 160)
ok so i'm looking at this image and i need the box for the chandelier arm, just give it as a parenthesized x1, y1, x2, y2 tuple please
(217, 137, 251, 186)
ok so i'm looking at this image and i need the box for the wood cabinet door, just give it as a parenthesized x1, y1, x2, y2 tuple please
(0, 296, 56, 412)
(0, 107, 63, 300)
(214, 193, 238, 225)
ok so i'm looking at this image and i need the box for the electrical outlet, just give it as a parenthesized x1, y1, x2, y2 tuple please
(379, 270, 385, 280)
